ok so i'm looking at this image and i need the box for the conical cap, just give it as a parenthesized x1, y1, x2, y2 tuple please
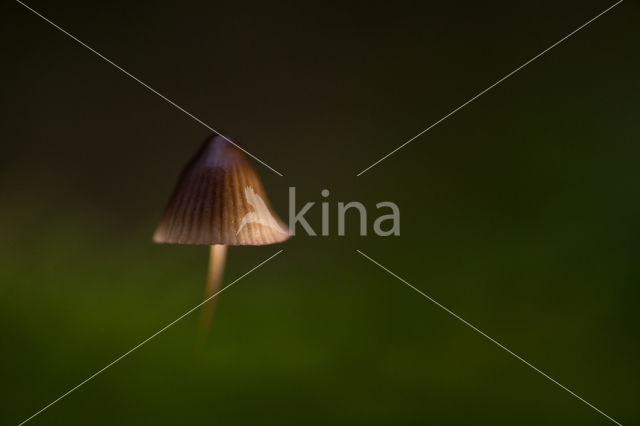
(153, 135, 289, 246)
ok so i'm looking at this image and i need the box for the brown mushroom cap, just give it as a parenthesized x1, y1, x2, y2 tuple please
(153, 135, 289, 246)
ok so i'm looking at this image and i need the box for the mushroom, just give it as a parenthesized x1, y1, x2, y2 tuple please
(153, 134, 289, 336)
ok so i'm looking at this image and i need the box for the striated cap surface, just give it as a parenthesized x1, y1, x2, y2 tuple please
(153, 135, 289, 245)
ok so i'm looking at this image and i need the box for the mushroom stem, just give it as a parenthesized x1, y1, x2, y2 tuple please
(198, 244, 227, 339)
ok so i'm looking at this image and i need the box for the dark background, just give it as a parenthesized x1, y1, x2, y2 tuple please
(1, 0, 638, 424)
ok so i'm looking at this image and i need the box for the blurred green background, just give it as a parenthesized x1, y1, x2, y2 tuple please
(1, 0, 638, 424)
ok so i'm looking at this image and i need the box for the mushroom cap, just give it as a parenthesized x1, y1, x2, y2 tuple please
(153, 135, 289, 246)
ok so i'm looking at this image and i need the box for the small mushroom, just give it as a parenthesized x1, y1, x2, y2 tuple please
(153, 134, 288, 336)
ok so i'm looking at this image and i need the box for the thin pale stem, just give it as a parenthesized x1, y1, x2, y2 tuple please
(198, 244, 227, 340)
